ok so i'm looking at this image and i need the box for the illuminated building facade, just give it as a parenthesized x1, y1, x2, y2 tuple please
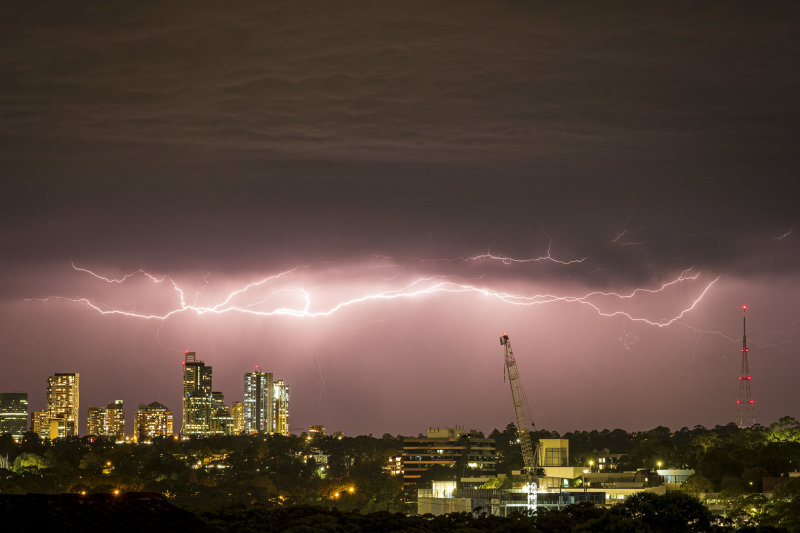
(402, 427, 496, 490)
(539, 439, 569, 467)
(86, 407, 102, 437)
(272, 379, 289, 436)
(209, 391, 235, 435)
(32, 411, 50, 439)
(243, 371, 272, 433)
(0, 393, 28, 440)
(182, 352, 213, 436)
(243, 371, 289, 435)
(385, 455, 404, 476)
(134, 401, 173, 441)
(230, 401, 244, 434)
(46, 373, 79, 437)
(87, 400, 125, 440)
(308, 424, 326, 439)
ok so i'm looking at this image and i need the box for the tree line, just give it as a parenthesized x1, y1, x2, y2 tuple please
(1, 416, 799, 529)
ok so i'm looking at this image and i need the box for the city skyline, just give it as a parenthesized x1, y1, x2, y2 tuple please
(7, 353, 289, 437)
(2, 2, 799, 436)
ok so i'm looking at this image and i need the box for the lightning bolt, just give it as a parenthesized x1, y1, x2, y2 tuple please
(679, 322, 739, 343)
(465, 250, 585, 266)
(465, 233, 586, 265)
(775, 222, 797, 240)
(610, 228, 648, 246)
(27, 261, 719, 328)
(617, 321, 640, 350)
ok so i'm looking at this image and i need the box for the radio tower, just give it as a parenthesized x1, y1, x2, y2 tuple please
(736, 304, 755, 428)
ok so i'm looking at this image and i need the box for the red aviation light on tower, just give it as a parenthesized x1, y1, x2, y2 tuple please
(737, 303, 755, 427)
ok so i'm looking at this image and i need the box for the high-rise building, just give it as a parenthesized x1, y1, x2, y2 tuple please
(46, 373, 79, 437)
(230, 401, 244, 435)
(243, 371, 290, 435)
(209, 391, 235, 435)
(0, 393, 29, 440)
(87, 400, 125, 441)
(107, 400, 125, 440)
(134, 401, 173, 441)
(243, 371, 272, 433)
(87, 407, 103, 437)
(272, 379, 289, 436)
(182, 351, 212, 436)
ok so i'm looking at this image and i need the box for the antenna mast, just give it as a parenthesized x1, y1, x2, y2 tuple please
(736, 305, 755, 427)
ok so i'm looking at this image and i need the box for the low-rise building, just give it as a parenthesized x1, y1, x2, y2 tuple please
(403, 427, 496, 491)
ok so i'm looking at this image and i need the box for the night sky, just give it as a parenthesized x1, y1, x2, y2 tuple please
(2, 1, 799, 436)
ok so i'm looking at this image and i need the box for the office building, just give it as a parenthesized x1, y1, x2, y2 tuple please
(403, 427, 496, 490)
(87, 400, 125, 441)
(0, 393, 28, 440)
(134, 401, 173, 441)
(46, 373, 79, 437)
(182, 352, 213, 436)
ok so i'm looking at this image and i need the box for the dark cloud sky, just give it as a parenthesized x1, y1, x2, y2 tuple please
(1, 1, 799, 436)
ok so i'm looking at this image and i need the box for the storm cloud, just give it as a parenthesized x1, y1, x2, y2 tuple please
(1, 1, 799, 435)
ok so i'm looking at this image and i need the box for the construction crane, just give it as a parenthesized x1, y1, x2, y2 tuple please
(500, 333, 540, 474)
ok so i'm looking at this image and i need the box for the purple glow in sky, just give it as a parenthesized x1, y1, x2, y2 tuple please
(1, 1, 799, 436)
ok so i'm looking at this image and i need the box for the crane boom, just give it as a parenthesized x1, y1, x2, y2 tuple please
(500, 333, 539, 473)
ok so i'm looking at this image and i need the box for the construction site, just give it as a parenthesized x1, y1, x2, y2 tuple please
(408, 333, 694, 516)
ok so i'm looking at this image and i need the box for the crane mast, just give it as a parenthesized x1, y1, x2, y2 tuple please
(500, 333, 539, 473)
